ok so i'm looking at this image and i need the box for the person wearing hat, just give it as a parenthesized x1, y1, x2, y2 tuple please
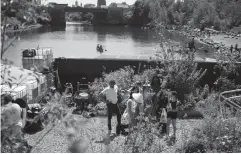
(99, 80, 121, 135)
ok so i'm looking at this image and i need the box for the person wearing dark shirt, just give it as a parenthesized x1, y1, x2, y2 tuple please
(150, 74, 162, 117)
(166, 91, 179, 139)
(188, 37, 196, 52)
(230, 45, 233, 53)
(235, 44, 238, 51)
(156, 89, 169, 135)
(151, 75, 161, 94)
(150, 74, 169, 135)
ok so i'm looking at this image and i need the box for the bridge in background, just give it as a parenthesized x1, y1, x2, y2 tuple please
(48, 3, 127, 26)
(64, 7, 108, 13)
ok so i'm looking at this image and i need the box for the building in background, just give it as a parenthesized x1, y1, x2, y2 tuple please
(75, 0, 79, 7)
(97, 0, 106, 7)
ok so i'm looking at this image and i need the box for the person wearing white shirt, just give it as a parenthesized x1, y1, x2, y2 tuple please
(99, 80, 121, 135)
(122, 87, 139, 128)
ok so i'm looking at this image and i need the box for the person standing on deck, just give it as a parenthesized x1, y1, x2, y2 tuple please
(99, 80, 121, 135)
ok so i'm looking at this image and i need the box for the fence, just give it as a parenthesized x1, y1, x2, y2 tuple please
(219, 89, 241, 118)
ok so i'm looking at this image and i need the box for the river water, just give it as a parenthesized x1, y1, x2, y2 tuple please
(4, 22, 209, 67)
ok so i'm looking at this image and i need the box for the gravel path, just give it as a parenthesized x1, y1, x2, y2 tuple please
(25, 112, 203, 153)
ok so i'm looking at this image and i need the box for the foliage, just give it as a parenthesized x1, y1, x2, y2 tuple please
(129, 0, 241, 30)
(195, 94, 221, 119)
(83, 13, 93, 22)
(109, 3, 118, 7)
(214, 52, 241, 92)
(1, 0, 50, 59)
(178, 117, 241, 153)
(123, 119, 163, 153)
(89, 47, 206, 110)
(183, 94, 241, 153)
(84, 4, 96, 8)
(65, 12, 83, 22)
(157, 47, 206, 105)
(1, 91, 69, 153)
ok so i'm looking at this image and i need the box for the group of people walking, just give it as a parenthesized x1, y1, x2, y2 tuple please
(99, 74, 179, 140)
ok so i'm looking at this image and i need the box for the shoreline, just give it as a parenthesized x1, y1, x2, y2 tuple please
(4, 24, 45, 34)
(157, 24, 241, 61)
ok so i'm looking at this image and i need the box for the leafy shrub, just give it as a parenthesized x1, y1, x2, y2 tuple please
(178, 136, 208, 153)
(123, 115, 163, 153)
(196, 94, 220, 119)
(179, 117, 241, 153)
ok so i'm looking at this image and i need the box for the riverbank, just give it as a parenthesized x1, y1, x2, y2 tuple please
(154, 24, 241, 61)
(4, 24, 45, 34)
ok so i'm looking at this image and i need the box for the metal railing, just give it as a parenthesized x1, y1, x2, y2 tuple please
(219, 89, 241, 118)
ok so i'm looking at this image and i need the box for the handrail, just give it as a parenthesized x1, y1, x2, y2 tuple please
(219, 89, 241, 117)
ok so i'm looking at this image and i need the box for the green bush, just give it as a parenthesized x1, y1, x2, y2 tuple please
(178, 136, 208, 153)
(196, 94, 220, 119)
(179, 116, 241, 153)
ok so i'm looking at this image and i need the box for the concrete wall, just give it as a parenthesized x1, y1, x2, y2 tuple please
(53, 58, 241, 92)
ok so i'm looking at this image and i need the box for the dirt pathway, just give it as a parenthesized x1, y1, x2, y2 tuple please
(25, 114, 203, 153)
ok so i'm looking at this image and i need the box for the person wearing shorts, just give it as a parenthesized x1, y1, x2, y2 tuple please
(166, 91, 178, 139)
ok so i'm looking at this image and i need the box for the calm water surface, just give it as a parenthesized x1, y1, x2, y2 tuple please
(4, 22, 208, 67)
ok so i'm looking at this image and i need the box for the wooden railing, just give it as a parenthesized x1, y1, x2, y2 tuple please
(219, 89, 241, 118)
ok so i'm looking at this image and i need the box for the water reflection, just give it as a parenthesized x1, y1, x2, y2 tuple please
(51, 26, 66, 32)
(5, 23, 197, 67)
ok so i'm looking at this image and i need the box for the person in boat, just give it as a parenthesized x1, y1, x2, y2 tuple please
(96, 44, 103, 53)
(99, 45, 103, 52)
(97, 44, 100, 51)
